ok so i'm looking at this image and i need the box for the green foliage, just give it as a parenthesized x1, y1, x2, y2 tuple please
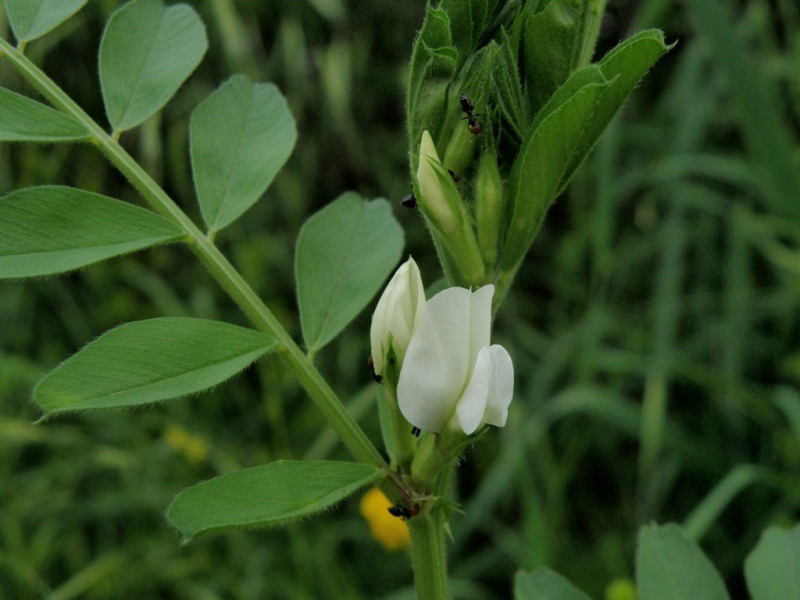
(191, 75, 297, 233)
(514, 567, 592, 600)
(99, 0, 207, 132)
(2, 0, 800, 597)
(295, 192, 404, 352)
(34, 318, 277, 415)
(407, 2, 671, 295)
(168, 460, 383, 540)
(636, 523, 731, 600)
(0, 186, 183, 277)
(519, 523, 800, 599)
(3, 0, 88, 44)
(682, 0, 800, 219)
(744, 524, 800, 600)
(502, 80, 608, 271)
(406, 6, 456, 146)
(521, 0, 592, 114)
(0, 87, 89, 141)
(503, 30, 671, 271)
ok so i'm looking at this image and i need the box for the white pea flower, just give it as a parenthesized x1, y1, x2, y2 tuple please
(397, 285, 513, 435)
(370, 257, 426, 377)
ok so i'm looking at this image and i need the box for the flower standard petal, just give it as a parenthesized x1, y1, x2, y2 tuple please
(398, 287, 473, 433)
(468, 285, 493, 368)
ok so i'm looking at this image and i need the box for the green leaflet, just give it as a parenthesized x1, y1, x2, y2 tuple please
(191, 75, 297, 232)
(501, 29, 671, 273)
(501, 81, 608, 271)
(744, 524, 800, 600)
(0, 87, 90, 142)
(99, 0, 207, 132)
(522, 0, 589, 115)
(167, 460, 383, 540)
(407, 6, 457, 147)
(295, 193, 404, 352)
(34, 318, 278, 415)
(636, 523, 731, 600)
(4, 0, 88, 43)
(0, 186, 183, 278)
(514, 568, 592, 600)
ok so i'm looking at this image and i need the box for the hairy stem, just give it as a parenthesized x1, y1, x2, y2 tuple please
(407, 510, 450, 600)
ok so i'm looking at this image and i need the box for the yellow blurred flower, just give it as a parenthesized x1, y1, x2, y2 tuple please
(605, 577, 637, 600)
(164, 424, 208, 465)
(359, 487, 410, 551)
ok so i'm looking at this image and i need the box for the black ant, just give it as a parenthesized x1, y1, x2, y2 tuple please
(411, 426, 421, 437)
(458, 92, 483, 136)
(448, 169, 461, 183)
(388, 503, 420, 520)
(466, 116, 482, 136)
(367, 356, 382, 383)
(400, 192, 417, 209)
(459, 92, 475, 115)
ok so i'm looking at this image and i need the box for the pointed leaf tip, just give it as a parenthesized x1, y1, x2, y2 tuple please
(4, 0, 89, 43)
(0, 186, 183, 278)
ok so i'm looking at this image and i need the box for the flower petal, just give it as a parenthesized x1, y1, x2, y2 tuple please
(454, 347, 493, 435)
(398, 287, 473, 432)
(468, 285, 493, 368)
(370, 257, 424, 375)
(455, 345, 514, 434)
(480, 345, 514, 428)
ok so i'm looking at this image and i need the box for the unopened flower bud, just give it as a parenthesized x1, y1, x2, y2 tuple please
(416, 131, 460, 233)
(474, 149, 504, 268)
(370, 257, 426, 378)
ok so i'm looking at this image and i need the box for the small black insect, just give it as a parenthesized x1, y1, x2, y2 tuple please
(388, 503, 421, 520)
(400, 192, 417, 208)
(458, 93, 483, 136)
(458, 92, 476, 116)
(411, 426, 421, 437)
(448, 169, 461, 183)
(368, 356, 383, 384)
(466, 115, 483, 136)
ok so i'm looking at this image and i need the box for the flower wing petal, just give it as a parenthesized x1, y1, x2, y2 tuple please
(481, 345, 514, 428)
(398, 287, 472, 433)
(454, 346, 493, 435)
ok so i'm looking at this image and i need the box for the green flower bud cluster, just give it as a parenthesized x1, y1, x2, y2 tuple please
(404, 0, 672, 304)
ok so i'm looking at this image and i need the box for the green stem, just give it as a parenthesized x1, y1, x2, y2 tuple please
(407, 510, 450, 600)
(383, 381, 416, 470)
(0, 36, 388, 474)
(578, 0, 609, 68)
(492, 257, 522, 316)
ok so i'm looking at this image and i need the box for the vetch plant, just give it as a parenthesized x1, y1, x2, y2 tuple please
(8, 0, 791, 598)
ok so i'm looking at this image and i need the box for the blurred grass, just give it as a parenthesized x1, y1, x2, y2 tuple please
(2, 0, 800, 598)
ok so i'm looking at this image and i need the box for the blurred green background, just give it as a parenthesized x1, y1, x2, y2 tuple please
(2, 0, 800, 598)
